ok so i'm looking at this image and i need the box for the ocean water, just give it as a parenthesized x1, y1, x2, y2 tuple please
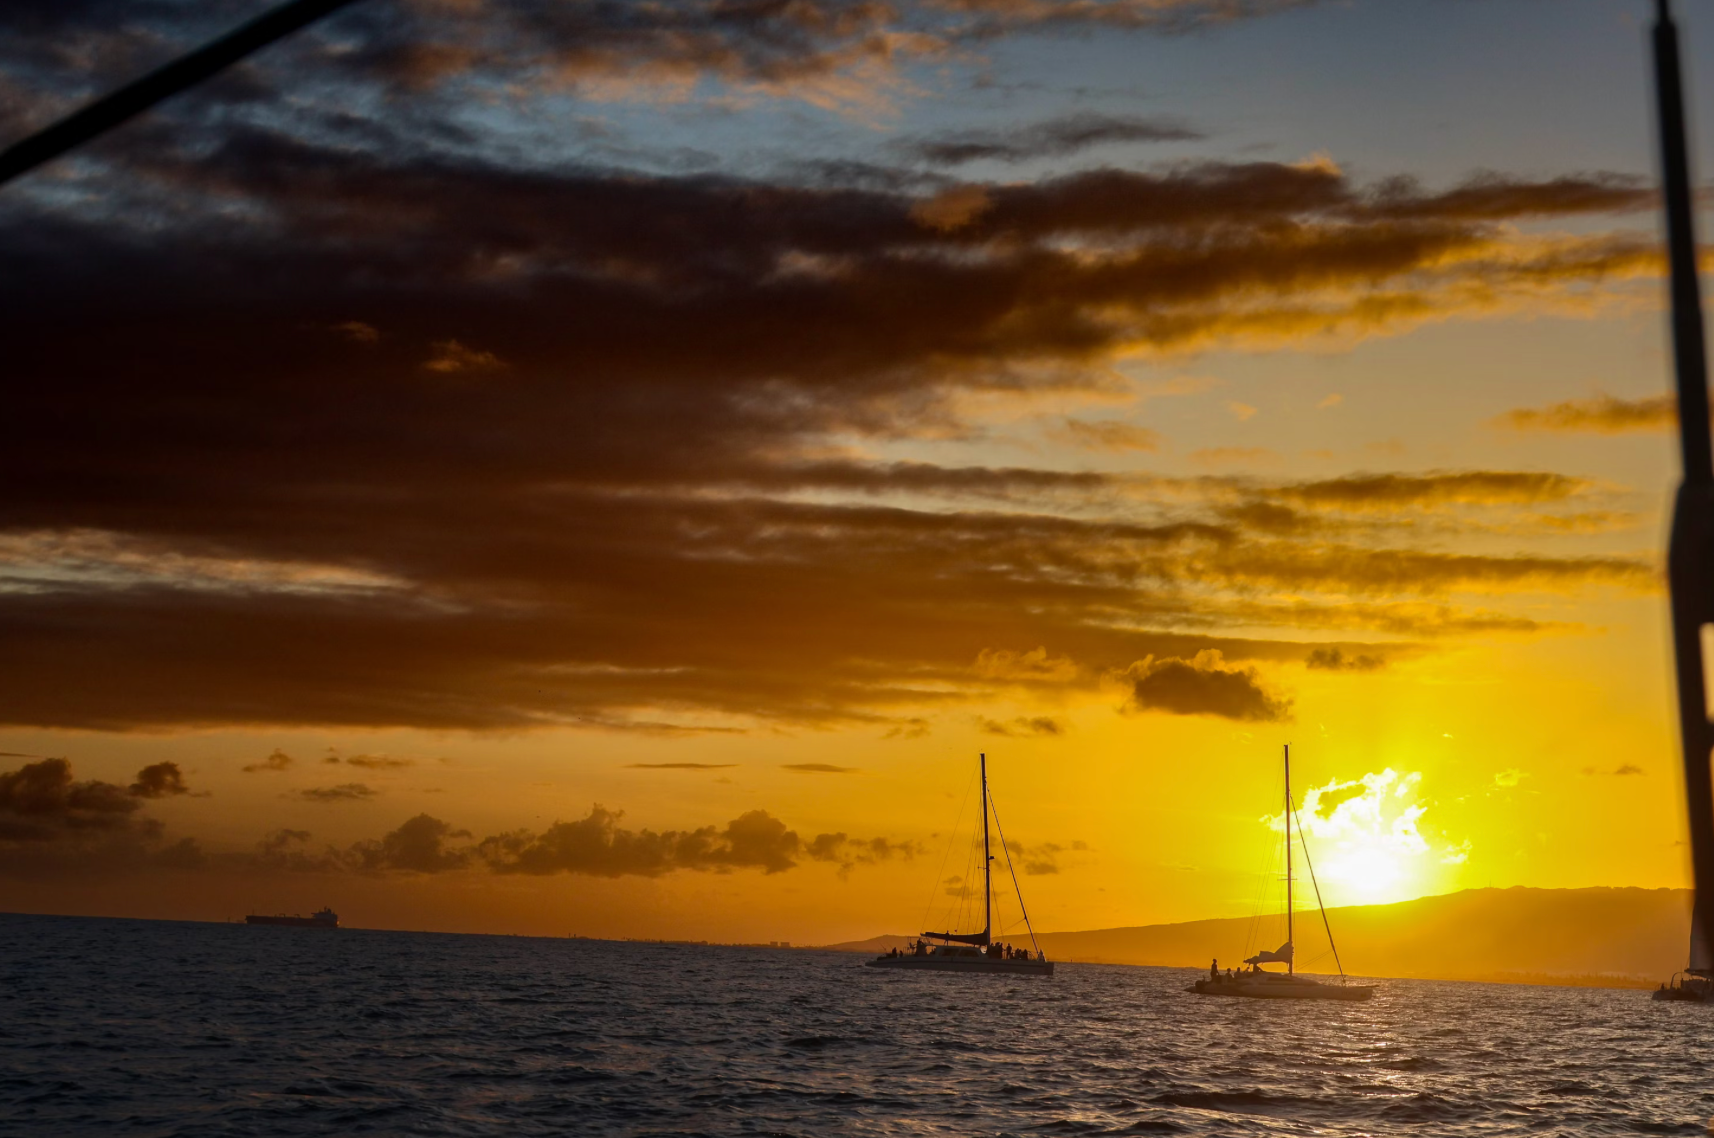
(2, 914, 1711, 1137)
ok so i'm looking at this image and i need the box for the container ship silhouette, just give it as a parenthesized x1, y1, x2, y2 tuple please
(244, 907, 339, 929)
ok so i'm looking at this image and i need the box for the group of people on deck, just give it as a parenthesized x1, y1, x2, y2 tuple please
(881, 939, 1045, 961)
(987, 942, 1038, 961)
(1209, 958, 1265, 981)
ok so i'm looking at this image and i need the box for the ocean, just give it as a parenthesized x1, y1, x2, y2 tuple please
(2, 912, 1710, 1136)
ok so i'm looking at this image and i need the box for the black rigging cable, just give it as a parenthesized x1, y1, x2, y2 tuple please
(985, 782, 1043, 957)
(1291, 800, 1348, 983)
(0, 0, 368, 188)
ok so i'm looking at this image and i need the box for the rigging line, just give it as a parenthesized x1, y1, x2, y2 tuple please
(985, 782, 1042, 956)
(1291, 800, 1348, 983)
(919, 764, 978, 936)
(0, 0, 368, 188)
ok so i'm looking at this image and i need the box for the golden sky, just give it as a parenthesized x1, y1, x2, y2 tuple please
(0, 0, 1705, 943)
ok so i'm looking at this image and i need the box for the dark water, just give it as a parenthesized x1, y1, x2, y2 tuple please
(3, 914, 1711, 1136)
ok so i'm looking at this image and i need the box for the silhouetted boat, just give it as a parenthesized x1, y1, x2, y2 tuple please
(245, 907, 339, 928)
(1654, 894, 1711, 1001)
(1192, 746, 1373, 1002)
(868, 754, 1053, 976)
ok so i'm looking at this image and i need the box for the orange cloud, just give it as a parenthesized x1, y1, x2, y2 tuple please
(1495, 392, 1677, 434)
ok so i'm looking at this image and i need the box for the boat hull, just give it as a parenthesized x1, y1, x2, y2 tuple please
(1652, 987, 1708, 1002)
(1191, 976, 1372, 1001)
(868, 956, 1053, 976)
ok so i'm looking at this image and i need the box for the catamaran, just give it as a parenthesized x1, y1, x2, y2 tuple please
(1654, 894, 1713, 1001)
(868, 754, 1053, 976)
(1192, 745, 1374, 1002)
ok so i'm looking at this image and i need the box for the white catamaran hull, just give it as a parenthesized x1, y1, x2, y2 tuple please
(869, 956, 1053, 976)
(1192, 975, 1372, 1001)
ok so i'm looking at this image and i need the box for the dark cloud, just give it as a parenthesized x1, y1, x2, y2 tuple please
(475, 805, 907, 877)
(0, 758, 141, 842)
(128, 761, 190, 798)
(0, 18, 1660, 736)
(333, 754, 414, 770)
(345, 814, 474, 873)
(978, 716, 1064, 737)
(1495, 393, 1677, 434)
(1305, 647, 1385, 672)
(1312, 781, 1367, 818)
(625, 763, 740, 770)
(782, 764, 861, 774)
(0, 758, 200, 874)
(298, 783, 379, 803)
(905, 112, 1200, 165)
(1119, 650, 1291, 722)
(242, 749, 294, 773)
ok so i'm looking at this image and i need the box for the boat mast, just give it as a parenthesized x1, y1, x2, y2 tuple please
(1655, 0, 1714, 984)
(981, 752, 992, 945)
(1285, 744, 1293, 976)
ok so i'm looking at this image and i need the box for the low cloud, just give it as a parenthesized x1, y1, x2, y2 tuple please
(781, 763, 860, 774)
(1003, 837, 1085, 875)
(625, 763, 739, 770)
(905, 112, 1200, 165)
(298, 784, 379, 803)
(129, 762, 190, 799)
(347, 814, 474, 873)
(977, 716, 1064, 737)
(480, 806, 906, 877)
(245, 804, 913, 879)
(1495, 392, 1675, 434)
(1119, 650, 1292, 722)
(328, 754, 414, 770)
(243, 749, 294, 773)
(1305, 647, 1385, 672)
(0, 758, 200, 871)
(0, 758, 143, 842)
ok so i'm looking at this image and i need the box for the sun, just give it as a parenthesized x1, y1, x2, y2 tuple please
(1318, 839, 1415, 904)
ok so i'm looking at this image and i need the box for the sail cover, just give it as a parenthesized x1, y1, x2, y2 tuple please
(1691, 893, 1713, 976)
(923, 928, 990, 946)
(1243, 941, 1293, 966)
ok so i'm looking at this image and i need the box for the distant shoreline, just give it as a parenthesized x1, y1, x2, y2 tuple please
(1, 885, 1692, 992)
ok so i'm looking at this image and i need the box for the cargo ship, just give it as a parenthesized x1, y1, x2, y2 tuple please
(245, 907, 339, 928)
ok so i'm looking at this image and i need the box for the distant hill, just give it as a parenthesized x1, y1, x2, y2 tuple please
(824, 887, 1694, 988)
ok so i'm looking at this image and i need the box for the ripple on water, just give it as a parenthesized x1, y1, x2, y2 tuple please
(0, 914, 1711, 1137)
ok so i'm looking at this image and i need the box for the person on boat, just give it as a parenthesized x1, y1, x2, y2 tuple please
(1210, 959, 1218, 980)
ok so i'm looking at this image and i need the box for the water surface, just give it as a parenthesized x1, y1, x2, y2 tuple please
(2, 913, 1709, 1136)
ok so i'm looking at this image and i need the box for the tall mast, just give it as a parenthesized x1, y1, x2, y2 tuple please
(1655, 0, 1714, 980)
(981, 753, 992, 944)
(1285, 744, 1293, 975)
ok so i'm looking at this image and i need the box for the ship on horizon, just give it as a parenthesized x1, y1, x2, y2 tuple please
(245, 907, 339, 929)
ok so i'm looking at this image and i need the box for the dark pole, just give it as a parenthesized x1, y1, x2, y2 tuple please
(0, 0, 366, 188)
(1654, 0, 1714, 961)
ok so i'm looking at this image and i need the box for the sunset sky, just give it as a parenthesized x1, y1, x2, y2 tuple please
(1, 0, 1709, 946)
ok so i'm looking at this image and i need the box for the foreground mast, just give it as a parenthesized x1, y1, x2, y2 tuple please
(1650, 0, 1714, 1006)
(1285, 745, 1293, 978)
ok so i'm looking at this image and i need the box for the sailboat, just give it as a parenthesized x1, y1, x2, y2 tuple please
(1192, 745, 1374, 1002)
(1653, 893, 1713, 1001)
(868, 754, 1054, 976)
